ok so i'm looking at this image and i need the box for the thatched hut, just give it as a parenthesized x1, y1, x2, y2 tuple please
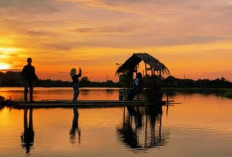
(116, 53, 170, 101)
(116, 53, 169, 76)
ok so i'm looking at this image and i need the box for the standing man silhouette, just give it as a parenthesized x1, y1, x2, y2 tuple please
(22, 58, 36, 102)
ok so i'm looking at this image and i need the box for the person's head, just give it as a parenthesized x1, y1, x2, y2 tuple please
(27, 58, 32, 64)
(70, 68, 76, 77)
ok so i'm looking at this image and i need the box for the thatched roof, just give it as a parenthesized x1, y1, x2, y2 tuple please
(116, 53, 169, 75)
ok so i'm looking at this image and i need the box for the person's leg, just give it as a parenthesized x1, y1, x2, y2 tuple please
(76, 88, 80, 100)
(133, 86, 140, 100)
(127, 88, 135, 100)
(127, 87, 140, 100)
(73, 89, 77, 101)
(29, 82, 34, 102)
(73, 84, 78, 101)
(24, 82, 28, 102)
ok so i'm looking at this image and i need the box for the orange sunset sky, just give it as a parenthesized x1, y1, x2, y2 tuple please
(0, 0, 232, 81)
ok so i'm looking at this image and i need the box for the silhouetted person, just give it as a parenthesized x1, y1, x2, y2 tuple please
(127, 73, 143, 100)
(22, 58, 36, 102)
(70, 107, 81, 144)
(70, 67, 82, 101)
(21, 108, 34, 154)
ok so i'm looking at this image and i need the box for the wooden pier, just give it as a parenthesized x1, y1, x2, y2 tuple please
(11, 100, 166, 109)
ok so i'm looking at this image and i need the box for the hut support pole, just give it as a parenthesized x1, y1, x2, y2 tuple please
(145, 113, 148, 147)
(151, 67, 154, 76)
(145, 63, 148, 89)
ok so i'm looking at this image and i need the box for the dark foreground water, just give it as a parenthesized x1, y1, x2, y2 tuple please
(0, 88, 232, 157)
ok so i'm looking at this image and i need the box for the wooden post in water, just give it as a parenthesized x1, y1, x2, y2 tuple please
(145, 63, 148, 89)
(159, 113, 162, 141)
(145, 110, 148, 147)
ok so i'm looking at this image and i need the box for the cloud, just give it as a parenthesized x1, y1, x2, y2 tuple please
(1, 0, 232, 81)
(42, 43, 74, 50)
(24, 29, 56, 36)
(1, 0, 231, 48)
(181, 36, 232, 44)
(0, 0, 59, 12)
(74, 23, 136, 34)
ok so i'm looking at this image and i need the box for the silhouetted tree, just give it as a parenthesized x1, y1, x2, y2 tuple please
(79, 76, 91, 87)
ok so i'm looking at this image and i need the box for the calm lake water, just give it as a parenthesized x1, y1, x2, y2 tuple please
(1, 87, 232, 157)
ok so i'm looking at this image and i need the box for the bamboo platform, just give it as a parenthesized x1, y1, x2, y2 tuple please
(11, 100, 166, 109)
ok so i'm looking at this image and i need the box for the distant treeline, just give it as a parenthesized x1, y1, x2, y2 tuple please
(0, 71, 232, 88)
(162, 76, 232, 88)
(35, 77, 120, 87)
(0, 71, 120, 87)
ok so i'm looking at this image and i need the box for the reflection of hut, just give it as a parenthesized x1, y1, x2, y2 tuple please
(116, 53, 170, 101)
(117, 105, 168, 151)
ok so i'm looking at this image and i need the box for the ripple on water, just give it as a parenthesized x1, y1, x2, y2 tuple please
(171, 124, 232, 141)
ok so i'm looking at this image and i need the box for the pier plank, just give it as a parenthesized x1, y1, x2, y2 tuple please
(12, 100, 165, 109)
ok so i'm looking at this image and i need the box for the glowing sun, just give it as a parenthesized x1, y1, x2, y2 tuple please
(0, 64, 10, 70)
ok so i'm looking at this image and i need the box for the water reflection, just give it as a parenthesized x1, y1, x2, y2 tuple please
(0, 87, 120, 101)
(17, 105, 168, 154)
(21, 108, 34, 154)
(2, 87, 232, 157)
(70, 107, 81, 144)
(117, 105, 168, 150)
